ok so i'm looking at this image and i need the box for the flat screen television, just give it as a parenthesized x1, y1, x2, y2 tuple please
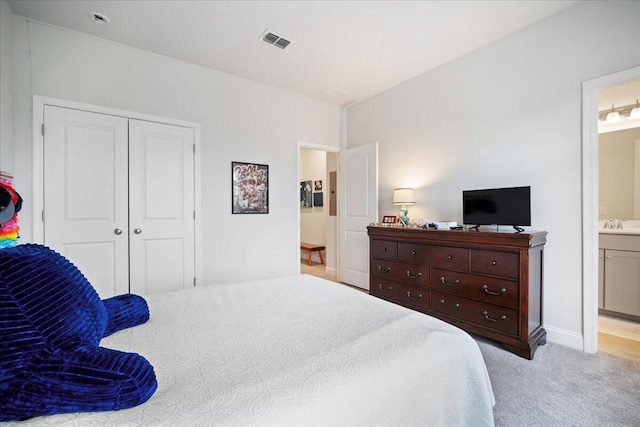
(463, 186, 531, 232)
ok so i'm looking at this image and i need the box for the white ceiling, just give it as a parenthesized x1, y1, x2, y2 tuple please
(8, 0, 581, 107)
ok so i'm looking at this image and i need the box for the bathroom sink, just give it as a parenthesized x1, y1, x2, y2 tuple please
(599, 220, 640, 235)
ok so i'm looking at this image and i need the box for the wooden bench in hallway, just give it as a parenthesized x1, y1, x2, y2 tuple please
(300, 243, 325, 266)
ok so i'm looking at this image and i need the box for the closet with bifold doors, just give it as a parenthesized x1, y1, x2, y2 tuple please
(42, 105, 195, 299)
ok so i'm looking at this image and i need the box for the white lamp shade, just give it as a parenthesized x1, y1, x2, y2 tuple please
(631, 106, 640, 120)
(392, 188, 415, 205)
(605, 111, 621, 123)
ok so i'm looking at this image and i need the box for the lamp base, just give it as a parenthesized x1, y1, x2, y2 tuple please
(398, 207, 409, 226)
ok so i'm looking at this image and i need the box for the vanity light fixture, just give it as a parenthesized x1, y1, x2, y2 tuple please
(599, 101, 640, 122)
(605, 104, 621, 123)
(630, 99, 640, 120)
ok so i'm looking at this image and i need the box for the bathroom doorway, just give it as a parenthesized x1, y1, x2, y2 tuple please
(596, 79, 640, 362)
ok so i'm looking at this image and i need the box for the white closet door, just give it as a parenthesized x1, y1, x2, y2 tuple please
(128, 120, 195, 295)
(43, 106, 130, 298)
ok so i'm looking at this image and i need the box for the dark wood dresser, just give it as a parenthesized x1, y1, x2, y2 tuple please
(368, 226, 547, 359)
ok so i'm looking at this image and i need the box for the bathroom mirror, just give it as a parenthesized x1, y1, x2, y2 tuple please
(598, 80, 640, 222)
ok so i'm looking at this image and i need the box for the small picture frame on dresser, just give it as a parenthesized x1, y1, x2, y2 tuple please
(381, 215, 398, 226)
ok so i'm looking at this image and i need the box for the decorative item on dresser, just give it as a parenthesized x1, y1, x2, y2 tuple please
(368, 226, 547, 359)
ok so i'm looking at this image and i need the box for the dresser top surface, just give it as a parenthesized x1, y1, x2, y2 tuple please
(367, 226, 547, 248)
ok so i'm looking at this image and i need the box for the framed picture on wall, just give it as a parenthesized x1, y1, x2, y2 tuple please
(313, 192, 323, 207)
(232, 161, 269, 214)
(300, 180, 312, 208)
(314, 180, 323, 191)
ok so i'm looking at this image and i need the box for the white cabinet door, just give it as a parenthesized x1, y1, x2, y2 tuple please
(128, 120, 195, 295)
(44, 106, 130, 298)
(339, 142, 378, 289)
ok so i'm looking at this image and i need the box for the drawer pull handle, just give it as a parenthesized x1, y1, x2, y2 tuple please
(491, 260, 497, 265)
(438, 299, 459, 308)
(407, 291, 423, 300)
(378, 283, 392, 292)
(447, 255, 453, 260)
(406, 270, 422, 279)
(411, 250, 417, 255)
(482, 284, 507, 295)
(482, 310, 507, 322)
(440, 277, 460, 287)
(378, 266, 392, 273)
(382, 247, 387, 251)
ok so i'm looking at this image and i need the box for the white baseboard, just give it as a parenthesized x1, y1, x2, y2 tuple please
(544, 324, 585, 352)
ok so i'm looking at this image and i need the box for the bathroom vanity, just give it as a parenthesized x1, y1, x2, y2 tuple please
(599, 227, 640, 319)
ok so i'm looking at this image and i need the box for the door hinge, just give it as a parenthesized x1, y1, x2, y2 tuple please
(41, 124, 45, 136)
(193, 210, 196, 220)
(193, 143, 196, 154)
(193, 277, 196, 287)
(41, 210, 45, 222)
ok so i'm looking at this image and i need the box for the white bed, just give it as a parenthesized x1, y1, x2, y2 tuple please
(17, 274, 495, 426)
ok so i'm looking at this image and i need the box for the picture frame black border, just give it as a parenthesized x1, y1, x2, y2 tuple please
(231, 161, 269, 214)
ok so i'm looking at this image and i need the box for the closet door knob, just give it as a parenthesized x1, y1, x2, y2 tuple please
(134, 228, 142, 234)
(114, 228, 123, 235)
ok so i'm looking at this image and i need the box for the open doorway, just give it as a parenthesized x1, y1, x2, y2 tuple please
(299, 146, 338, 282)
(582, 65, 640, 356)
(297, 141, 340, 282)
(596, 80, 640, 362)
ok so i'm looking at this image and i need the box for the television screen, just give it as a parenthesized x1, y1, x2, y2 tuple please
(463, 186, 531, 228)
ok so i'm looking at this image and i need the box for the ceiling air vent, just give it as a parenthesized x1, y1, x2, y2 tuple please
(89, 12, 110, 24)
(261, 30, 293, 50)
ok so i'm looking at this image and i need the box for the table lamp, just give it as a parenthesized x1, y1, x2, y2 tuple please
(392, 188, 415, 226)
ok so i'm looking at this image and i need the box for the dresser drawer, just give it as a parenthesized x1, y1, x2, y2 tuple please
(431, 291, 518, 336)
(471, 250, 519, 279)
(370, 259, 429, 287)
(399, 243, 469, 270)
(430, 268, 519, 309)
(371, 278, 430, 311)
(372, 239, 398, 260)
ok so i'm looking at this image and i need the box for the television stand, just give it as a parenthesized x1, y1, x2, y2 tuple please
(513, 225, 524, 232)
(469, 224, 480, 231)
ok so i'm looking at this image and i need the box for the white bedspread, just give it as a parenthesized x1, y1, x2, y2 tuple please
(14, 275, 495, 426)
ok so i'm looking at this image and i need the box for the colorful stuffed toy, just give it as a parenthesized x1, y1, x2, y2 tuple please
(0, 179, 22, 249)
(0, 183, 157, 421)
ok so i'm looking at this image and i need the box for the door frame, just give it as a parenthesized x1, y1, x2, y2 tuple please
(296, 140, 341, 276)
(582, 66, 640, 353)
(32, 95, 203, 286)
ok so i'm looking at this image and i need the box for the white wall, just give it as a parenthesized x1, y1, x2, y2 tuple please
(599, 127, 640, 219)
(347, 0, 640, 348)
(300, 148, 327, 248)
(0, 0, 14, 174)
(9, 17, 340, 284)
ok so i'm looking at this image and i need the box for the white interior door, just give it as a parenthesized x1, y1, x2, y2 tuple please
(339, 142, 378, 289)
(128, 120, 195, 295)
(43, 106, 129, 298)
